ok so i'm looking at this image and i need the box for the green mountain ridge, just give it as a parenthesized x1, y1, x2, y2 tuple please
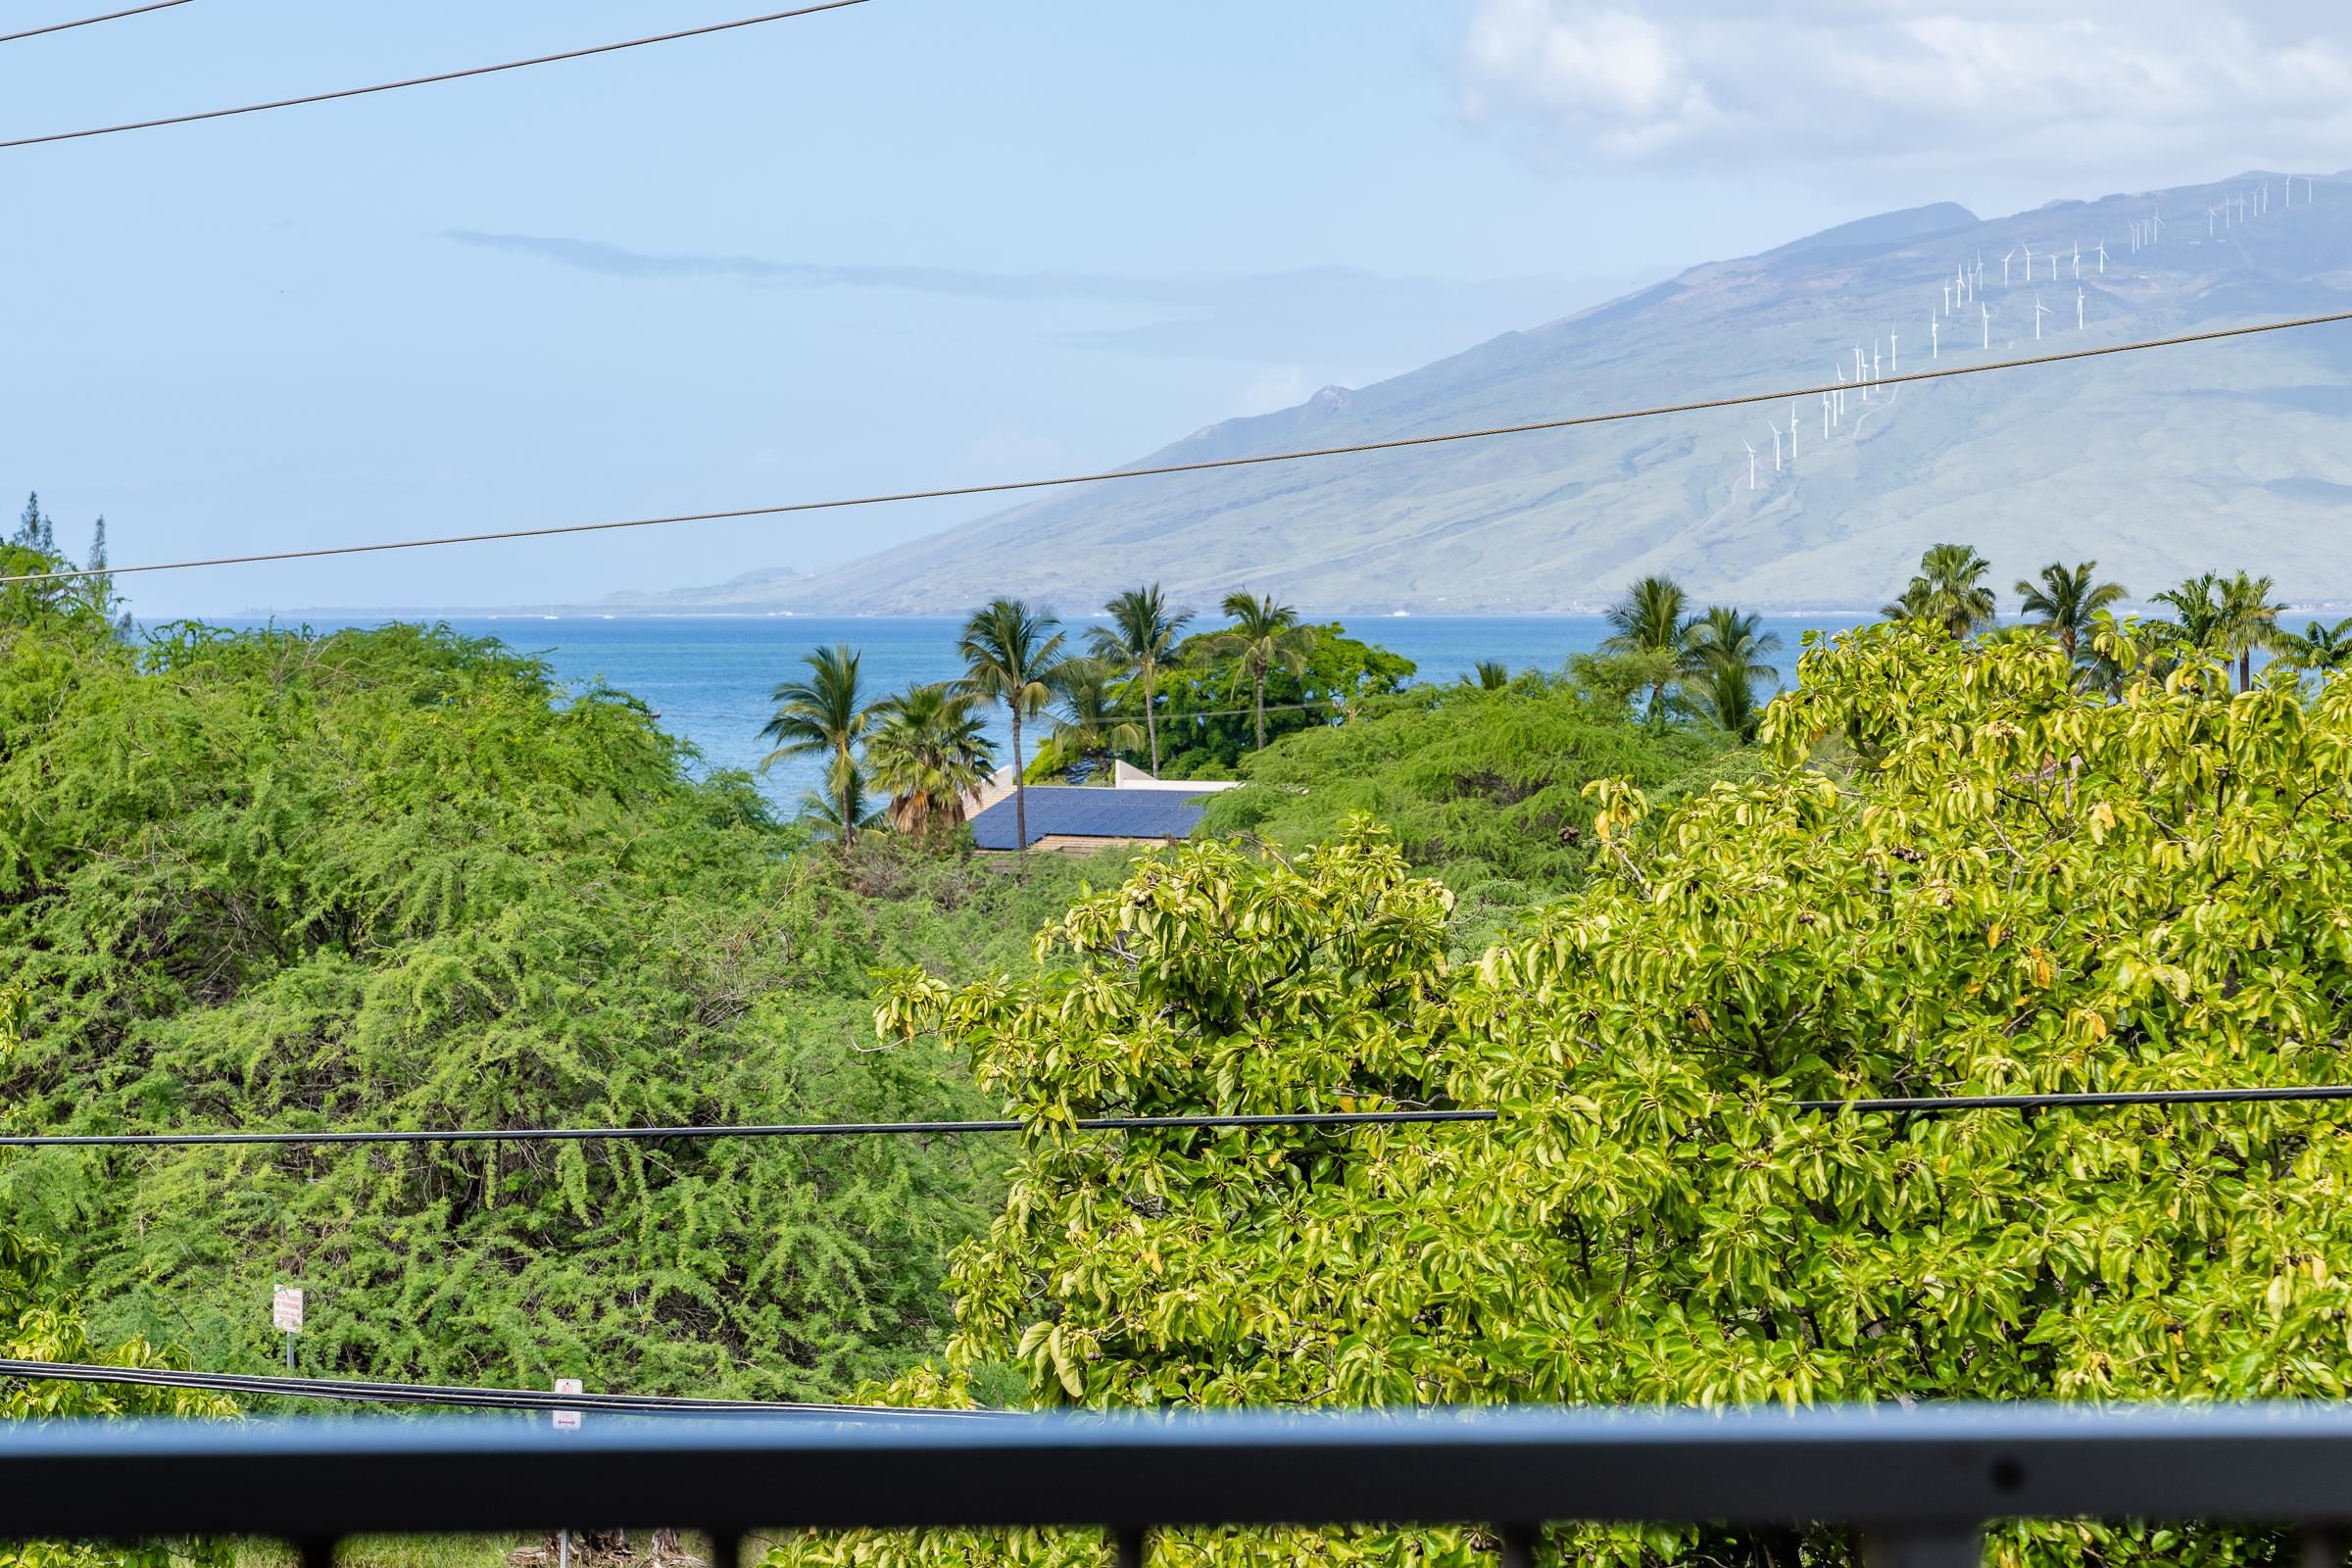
(629, 172, 2352, 614)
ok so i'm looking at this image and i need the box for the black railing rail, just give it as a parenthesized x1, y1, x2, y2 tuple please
(9, 1404, 2352, 1568)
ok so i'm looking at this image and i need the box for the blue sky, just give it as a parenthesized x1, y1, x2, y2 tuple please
(8, 0, 2345, 616)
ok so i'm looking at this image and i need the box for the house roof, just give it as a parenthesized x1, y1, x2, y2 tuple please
(967, 784, 1219, 851)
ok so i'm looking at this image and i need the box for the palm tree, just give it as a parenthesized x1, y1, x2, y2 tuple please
(1880, 578, 1940, 626)
(1049, 659, 1147, 781)
(1886, 543, 1996, 639)
(1600, 574, 1690, 724)
(1207, 591, 1316, 750)
(2015, 561, 2127, 662)
(1681, 606, 1785, 743)
(2217, 570, 2285, 692)
(1467, 660, 1510, 691)
(957, 599, 1067, 853)
(1086, 585, 1193, 775)
(798, 753, 880, 848)
(2285, 616, 2352, 676)
(2147, 572, 2231, 688)
(864, 683, 996, 843)
(758, 644, 872, 848)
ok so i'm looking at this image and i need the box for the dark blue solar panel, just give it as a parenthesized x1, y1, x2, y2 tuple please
(966, 786, 1217, 851)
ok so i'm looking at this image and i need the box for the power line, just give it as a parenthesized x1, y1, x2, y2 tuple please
(0, 1107, 1497, 1149)
(6, 308, 2346, 591)
(0, 0, 869, 150)
(1795, 1084, 2352, 1116)
(0, 1359, 1004, 1420)
(0, 0, 189, 47)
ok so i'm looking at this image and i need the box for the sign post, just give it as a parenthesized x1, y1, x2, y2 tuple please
(271, 1287, 304, 1372)
(553, 1378, 583, 1568)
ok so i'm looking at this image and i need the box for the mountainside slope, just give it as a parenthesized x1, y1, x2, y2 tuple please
(647, 176, 2352, 613)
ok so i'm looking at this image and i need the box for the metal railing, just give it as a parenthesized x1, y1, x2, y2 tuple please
(7, 1404, 2352, 1567)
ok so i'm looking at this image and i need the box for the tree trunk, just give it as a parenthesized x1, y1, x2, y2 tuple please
(1144, 662, 1159, 774)
(2240, 648, 2253, 692)
(1251, 664, 1267, 750)
(1010, 710, 1027, 852)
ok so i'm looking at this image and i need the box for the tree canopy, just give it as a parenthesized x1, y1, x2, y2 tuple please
(798, 621, 2352, 1566)
(0, 571, 1107, 1399)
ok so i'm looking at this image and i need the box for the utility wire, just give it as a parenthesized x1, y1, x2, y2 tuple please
(1795, 1084, 2352, 1116)
(6, 308, 2346, 591)
(0, 1107, 1498, 1149)
(0, 0, 188, 47)
(0, 0, 868, 150)
(0, 1358, 1004, 1420)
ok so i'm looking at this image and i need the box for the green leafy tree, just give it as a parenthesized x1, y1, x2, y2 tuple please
(1206, 592, 1317, 751)
(865, 683, 996, 844)
(1600, 574, 1690, 723)
(1141, 624, 1414, 777)
(760, 644, 874, 848)
(1678, 606, 1783, 743)
(1886, 542, 1995, 639)
(798, 621, 2352, 1566)
(0, 600, 1104, 1403)
(1202, 668, 1744, 947)
(1086, 585, 1193, 774)
(2014, 560, 2126, 662)
(0, 985, 237, 1568)
(959, 599, 1067, 854)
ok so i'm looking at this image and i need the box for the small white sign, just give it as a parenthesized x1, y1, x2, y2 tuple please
(553, 1377, 582, 1431)
(271, 1287, 305, 1333)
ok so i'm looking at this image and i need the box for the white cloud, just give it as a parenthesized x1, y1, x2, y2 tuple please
(1459, 0, 2352, 177)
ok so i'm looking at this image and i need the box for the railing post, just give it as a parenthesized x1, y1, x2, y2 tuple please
(1864, 1529, 1983, 1568)
(1495, 1525, 1538, 1567)
(295, 1539, 337, 1568)
(2304, 1528, 2347, 1568)
(1110, 1525, 1147, 1568)
(706, 1530, 743, 1568)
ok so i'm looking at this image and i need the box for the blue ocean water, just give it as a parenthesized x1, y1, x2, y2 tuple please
(253, 613, 1873, 806)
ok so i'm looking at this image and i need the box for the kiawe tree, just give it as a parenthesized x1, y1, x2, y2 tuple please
(959, 598, 1067, 853)
(1086, 585, 1192, 774)
(1207, 591, 1317, 752)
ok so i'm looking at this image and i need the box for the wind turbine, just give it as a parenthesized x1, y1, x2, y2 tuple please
(1769, 423, 1782, 472)
(1821, 392, 1831, 442)
(2034, 293, 2051, 341)
(1930, 315, 1939, 359)
(1887, 335, 1896, 377)
(2207, 206, 2216, 237)
(2095, 238, 2107, 273)
(1788, 401, 1798, 466)
(1742, 438, 1757, 491)
(1982, 302, 1990, 349)
(1943, 281, 1952, 315)
(2023, 241, 2035, 281)
(2073, 240, 2081, 280)
(1856, 346, 1869, 401)
(2002, 245, 2017, 285)
(2077, 288, 2084, 331)
(2152, 206, 2162, 241)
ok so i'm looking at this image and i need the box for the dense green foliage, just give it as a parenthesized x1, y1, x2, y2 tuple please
(1122, 621, 1417, 777)
(783, 621, 2352, 1565)
(1200, 665, 1746, 942)
(0, 571, 1108, 1398)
